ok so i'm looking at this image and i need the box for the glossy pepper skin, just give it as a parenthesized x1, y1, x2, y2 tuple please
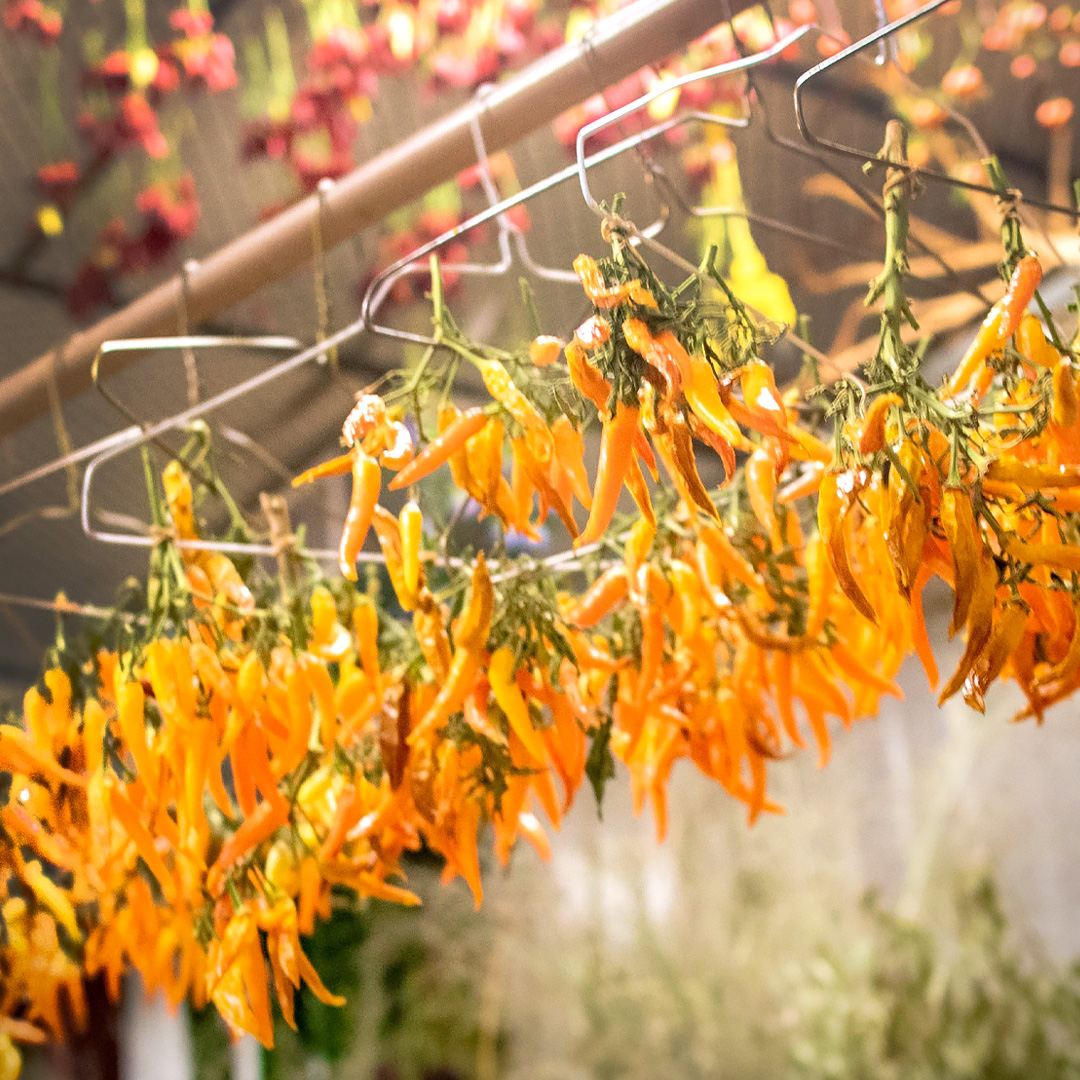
(945, 254, 1043, 397)
(411, 554, 494, 743)
(338, 452, 381, 581)
(489, 648, 547, 762)
(388, 407, 487, 490)
(575, 401, 641, 548)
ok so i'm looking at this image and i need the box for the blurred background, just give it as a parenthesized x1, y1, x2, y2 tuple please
(2, 0, 1080, 1075)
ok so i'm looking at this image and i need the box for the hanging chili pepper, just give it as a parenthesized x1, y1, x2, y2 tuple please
(489, 649, 546, 762)
(939, 551, 998, 704)
(551, 416, 592, 510)
(1052, 357, 1079, 429)
(818, 470, 876, 623)
(746, 444, 784, 550)
(941, 486, 980, 636)
(944, 254, 1043, 397)
(566, 566, 628, 627)
(411, 554, 493, 742)
(1005, 538, 1080, 573)
(473, 357, 554, 465)
(962, 598, 1030, 712)
(291, 451, 354, 488)
(207, 797, 290, 898)
(575, 401, 641, 548)
(529, 335, 563, 367)
(338, 452, 381, 581)
(685, 356, 744, 446)
(622, 319, 688, 400)
(885, 440, 929, 598)
(388, 407, 487, 490)
(399, 500, 423, 601)
(855, 393, 902, 456)
(985, 459, 1080, 488)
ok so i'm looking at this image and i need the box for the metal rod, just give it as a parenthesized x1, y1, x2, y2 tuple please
(0, 0, 755, 440)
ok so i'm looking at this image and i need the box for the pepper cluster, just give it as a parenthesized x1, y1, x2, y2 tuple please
(2, 143, 1078, 1074)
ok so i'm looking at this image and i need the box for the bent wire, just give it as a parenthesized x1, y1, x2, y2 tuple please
(794, 0, 1080, 219)
(573, 24, 812, 213)
(0, 336, 302, 500)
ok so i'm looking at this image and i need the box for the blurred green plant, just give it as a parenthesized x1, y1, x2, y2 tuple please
(780, 873, 1080, 1080)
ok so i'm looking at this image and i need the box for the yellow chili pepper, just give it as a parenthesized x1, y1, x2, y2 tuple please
(685, 356, 745, 447)
(400, 500, 423, 601)
(489, 648, 546, 762)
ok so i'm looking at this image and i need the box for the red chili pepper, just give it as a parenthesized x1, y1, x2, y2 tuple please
(575, 401, 641, 548)
(387, 407, 487, 490)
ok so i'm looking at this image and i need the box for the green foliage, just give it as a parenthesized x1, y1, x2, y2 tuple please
(781, 874, 1080, 1080)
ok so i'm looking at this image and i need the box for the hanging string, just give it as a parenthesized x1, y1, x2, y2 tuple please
(178, 260, 202, 407)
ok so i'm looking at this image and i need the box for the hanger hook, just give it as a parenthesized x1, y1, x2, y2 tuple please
(793, 0, 1080, 219)
(312, 177, 339, 367)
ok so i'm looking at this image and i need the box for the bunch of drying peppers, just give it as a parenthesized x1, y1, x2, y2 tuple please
(2, 138, 1079, 1072)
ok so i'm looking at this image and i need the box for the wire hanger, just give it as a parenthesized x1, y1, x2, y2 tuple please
(359, 77, 675, 345)
(793, 0, 1080, 220)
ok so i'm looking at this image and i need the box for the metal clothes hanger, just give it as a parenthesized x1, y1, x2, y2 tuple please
(359, 78, 677, 345)
(793, 0, 1080, 220)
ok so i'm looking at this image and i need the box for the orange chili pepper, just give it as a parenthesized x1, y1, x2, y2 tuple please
(855, 392, 902, 456)
(575, 401, 640, 548)
(817, 470, 876, 624)
(1004, 538, 1080, 573)
(551, 416, 592, 510)
(939, 550, 997, 704)
(388, 407, 487, 490)
(207, 797, 290, 898)
(489, 648, 546, 762)
(108, 782, 175, 901)
(291, 451, 354, 488)
(338, 452, 381, 581)
(1053, 357, 1079, 429)
(622, 319, 690, 399)
(116, 679, 157, 789)
(778, 462, 825, 504)
(566, 566, 629, 627)
(411, 555, 493, 742)
(529, 335, 564, 366)
(699, 522, 764, 597)
(746, 444, 784, 550)
(941, 486, 980, 637)
(985, 459, 1080, 488)
(685, 356, 745, 447)
(962, 598, 1030, 712)
(945, 254, 1043, 397)
(474, 357, 553, 465)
